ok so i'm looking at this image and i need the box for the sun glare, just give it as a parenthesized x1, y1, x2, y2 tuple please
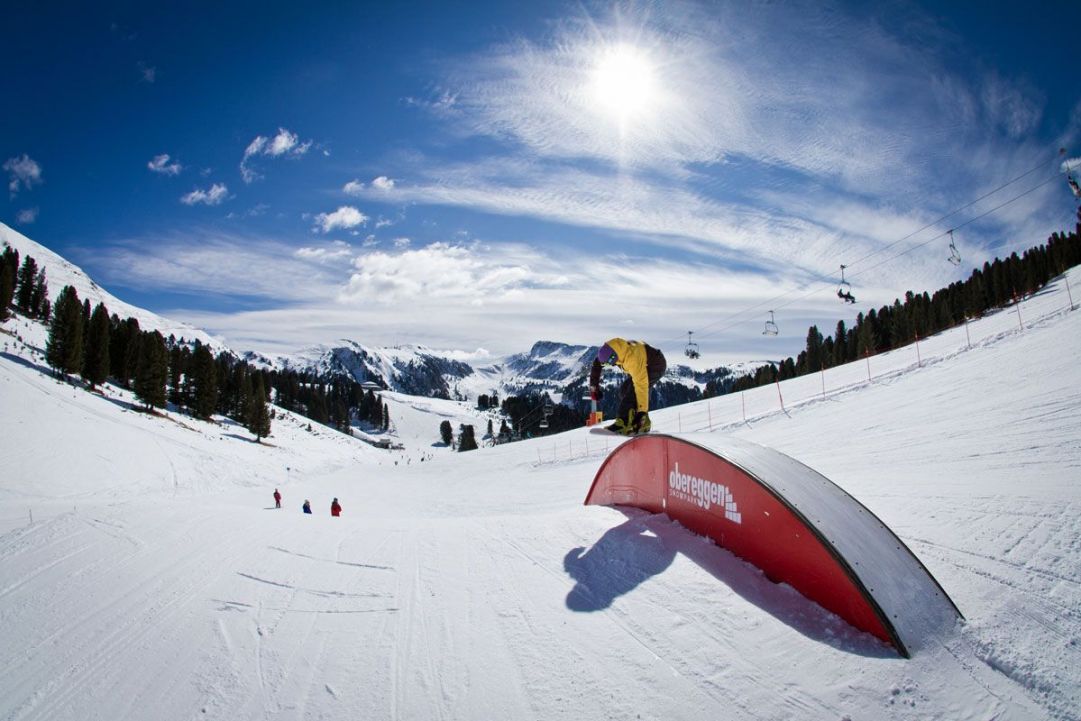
(590, 43, 657, 128)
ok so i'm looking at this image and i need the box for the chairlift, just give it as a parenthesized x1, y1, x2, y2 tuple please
(946, 229, 962, 266)
(762, 310, 779, 336)
(684, 331, 701, 359)
(539, 399, 554, 429)
(1060, 148, 1081, 200)
(836, 264, 856, 304)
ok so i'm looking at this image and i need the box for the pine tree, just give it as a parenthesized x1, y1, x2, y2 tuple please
(83, 302, 111, 389)
(45, 285, 84, 377)
(134, 331, 168, 410)
(0, 257, 15, 321)
(15, 256, 38, 314)
(191, 342, 218, 419)
(439, 419, 453, 446)
(382, 402, 389, 431)
(247, 374, 272, 441)
(458, 424, 478, 452)
(30, 267, 48, 319)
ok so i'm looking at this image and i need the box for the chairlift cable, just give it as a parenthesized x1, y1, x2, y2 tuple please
(665, 153, 1064, 350)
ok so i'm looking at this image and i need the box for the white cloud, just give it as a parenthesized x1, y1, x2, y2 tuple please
(137, 61, 156, 83)
(371, 175, 396, 191)
(16, 207, 39, 224)
(180, 183, 229, 206)
(295, 240, 354, 263)
(4, 154, 43, 196)
(393, 237, 411, 248)
(82, 232, 348, 303)
(343, 179, 365, 195)
(313, 206, 368, 233)
(240, 127, 313, 183)
(148, 153, 182, 176)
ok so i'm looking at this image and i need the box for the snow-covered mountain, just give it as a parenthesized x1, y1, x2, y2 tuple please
(4, 222, 737, 403)
(0, 223, 225, 353)
(267, 338, 741, 408)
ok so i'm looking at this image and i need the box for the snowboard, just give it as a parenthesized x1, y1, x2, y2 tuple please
(589, 426, 648, 437)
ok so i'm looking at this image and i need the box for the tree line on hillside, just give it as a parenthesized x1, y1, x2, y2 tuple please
(1, 247, 51, 323)
(2, 247, 388, 443)
(729, 210, 1081, 393)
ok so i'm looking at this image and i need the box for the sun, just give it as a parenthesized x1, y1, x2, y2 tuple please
(589, 43, 658, 129)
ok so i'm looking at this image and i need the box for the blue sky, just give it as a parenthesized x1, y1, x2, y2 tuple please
(3, 0, 1080, 364)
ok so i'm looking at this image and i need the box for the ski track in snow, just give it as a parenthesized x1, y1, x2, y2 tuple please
(3, 267, 1081, 719)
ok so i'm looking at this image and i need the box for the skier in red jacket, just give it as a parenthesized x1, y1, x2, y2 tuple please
(330, 498, 342, 517)
(273, 489, 282, 509)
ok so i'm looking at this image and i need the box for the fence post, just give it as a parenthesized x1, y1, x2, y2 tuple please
(914, 332, 922, 367)
(820, 369, 826, 399)
(963, 316, 972, 349)
(741, 392, 746, 422)
(1014, 293, 1024, 331)
(707, 402, 713, 431)
(775, 379, 786, 413)
(865, 354, 872, 382)
(1066, 274, 1077, 311)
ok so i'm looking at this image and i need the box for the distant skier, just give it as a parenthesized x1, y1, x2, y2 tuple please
(590, 338, 666, 435)
(330, 498, 342, 517)
(302, 499, 312, 514)
(273, 488, 282, 509)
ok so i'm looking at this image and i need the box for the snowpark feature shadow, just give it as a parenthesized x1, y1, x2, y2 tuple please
(564, 509, 893, 658)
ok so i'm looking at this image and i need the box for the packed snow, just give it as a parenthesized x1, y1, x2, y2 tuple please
(2, 266, 1081, 719)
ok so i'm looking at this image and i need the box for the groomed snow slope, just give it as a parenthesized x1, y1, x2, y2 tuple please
(2, 270, 1080, 720)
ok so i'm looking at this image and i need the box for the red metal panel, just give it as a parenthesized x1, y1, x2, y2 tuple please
(585, 436, 667, 513)
(585, 436, 895, 649)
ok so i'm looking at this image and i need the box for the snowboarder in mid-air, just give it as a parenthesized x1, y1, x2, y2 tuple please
(590, 338, 667, 435)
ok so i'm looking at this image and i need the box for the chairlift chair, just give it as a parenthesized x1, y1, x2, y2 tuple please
(684, 331, 701, 359)
(946, 230, 962, 266)
(1061, 148, 1081, 200)
(837, 264, 856, 304)
(762, 310, 779, 336)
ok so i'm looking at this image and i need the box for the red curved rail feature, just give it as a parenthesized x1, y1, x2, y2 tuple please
(584, 433, 962, 657)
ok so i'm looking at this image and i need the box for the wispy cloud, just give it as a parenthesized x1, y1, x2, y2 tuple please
(240, 127, 313, 183)
(148, 153, 182, 176)
(313, 206, 368, 233)
(81, 231, 348, 303)
(295, 240, 353, 263)
(4, 154, 43, 197)
(180, 183, 229, 206)
(16, 207, 39, 224)
(137, 61, 157, 83)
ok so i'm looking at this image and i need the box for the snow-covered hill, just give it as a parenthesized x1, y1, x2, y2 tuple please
(1, 222, 224, 352)
(3, 252, 1080, 719)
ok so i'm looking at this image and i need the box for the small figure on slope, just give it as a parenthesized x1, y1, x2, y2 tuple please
(591, 338, 667, 435)
(273, 488, 282, 509)
(331, 498, 342, 517)
(302, 499, 312, 514)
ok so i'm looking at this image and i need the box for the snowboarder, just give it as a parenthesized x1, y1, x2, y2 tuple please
(302, 499, 312, 514)
(590, 338, 666, 435)
(273, 488, 281, 509)
(330, 498, 342, 517)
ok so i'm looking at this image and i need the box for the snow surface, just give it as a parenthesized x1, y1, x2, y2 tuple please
(3, 266, 1081, 719)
